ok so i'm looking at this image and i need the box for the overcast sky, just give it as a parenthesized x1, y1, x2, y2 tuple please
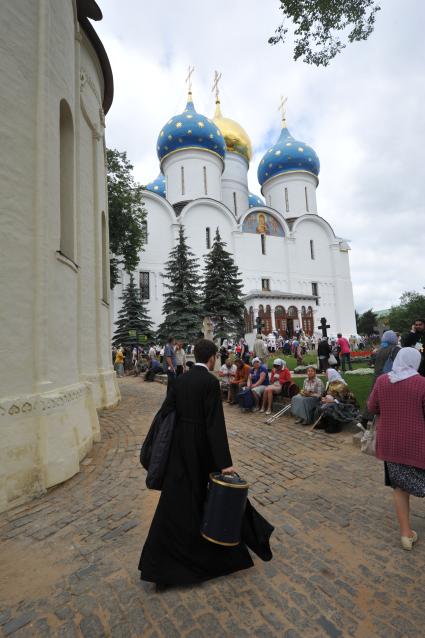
(96, 0, 425, 313)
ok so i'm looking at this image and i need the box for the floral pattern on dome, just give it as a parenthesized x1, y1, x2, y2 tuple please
(257, 126, 320, 186)
(157, 96, 226, 163)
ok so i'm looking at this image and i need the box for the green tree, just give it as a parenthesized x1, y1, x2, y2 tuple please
(387, 291, 425, 334)
(203, 228, 245, 340)
(107, 148, 147, 288)
(357, 308, 378, 336)
(269, 0, 381, 66)
(157, 226, 203, 342)
(113, 274, 153, 346)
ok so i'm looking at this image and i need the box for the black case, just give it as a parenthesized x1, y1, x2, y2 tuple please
(201, 473, 249, 546)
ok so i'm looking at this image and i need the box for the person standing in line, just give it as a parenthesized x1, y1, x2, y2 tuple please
(253, 333, 269, 363)
(367, 348, 425, 550)
(139, 339, 274, 587)
(336, 333, 353, 372)
(402, 320, 425, 376)
(317, 337, 331, 372)
(163, 336, 177, 395)
(148, 343, 157, 362)
(174, 340, 186, 376)
(114, 347, 125, 378)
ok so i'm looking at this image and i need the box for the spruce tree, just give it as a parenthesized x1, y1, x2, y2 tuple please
(203, 228, 245, 340)
(157, 226, 203, 342)
(113, 274, 153, 346)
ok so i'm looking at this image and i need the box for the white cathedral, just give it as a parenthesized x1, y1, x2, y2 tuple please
(112, 81, 357, 341)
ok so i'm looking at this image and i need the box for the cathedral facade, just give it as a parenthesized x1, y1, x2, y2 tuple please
(112, 88, 357, 342)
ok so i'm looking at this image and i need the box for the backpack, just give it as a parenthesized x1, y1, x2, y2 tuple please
(140, 409, 176, 490)
(382, 346, 399, 374)
(237, 388, 255, 410)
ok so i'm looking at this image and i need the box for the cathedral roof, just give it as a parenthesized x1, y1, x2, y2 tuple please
(157, 93, 226, 163)
(248, 192, 265, 208)
(144, 174, 166, 198)
(212, 100, 252, 163)
(257, 124, 320, 187)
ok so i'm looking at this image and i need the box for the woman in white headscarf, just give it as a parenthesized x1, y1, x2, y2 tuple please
(314, 367, 359, 433)
(368, 348, 425, 550)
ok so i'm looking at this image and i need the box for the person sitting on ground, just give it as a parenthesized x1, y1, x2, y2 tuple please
(253, 334, 269, 362)
(313, 368, 359, 433)
(260, 359, 291, 415)
(291, 366, 324, 425)
(367, 348, 425, 550)
(219, 358, 237, 402)
(247, 357, 270, 410)
(145, 357, 161, 382)
(229, 358, 250, 404)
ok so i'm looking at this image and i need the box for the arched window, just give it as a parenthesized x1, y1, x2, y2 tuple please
(59, 99, 75, 260)
(244, 308, 250, 333)
(261, 234, 266, 255)
(181, 166, 185, 196)
(284, 187, 289, 213)
(203, 166, 208, 195)
(264, 305, 272, 333)
(101, 211, 108, 302)
(249, 306, 254, 332)
(233, 192, 237, 214)
(305, 186, 309, 212)
(301, 305, 306, 316)
(287, 305, 298, 318)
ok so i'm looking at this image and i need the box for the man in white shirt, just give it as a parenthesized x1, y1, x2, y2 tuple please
(219, 358, 237, 402)
(253, 334, 269, 362)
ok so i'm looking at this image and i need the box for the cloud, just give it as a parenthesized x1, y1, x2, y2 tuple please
(96, 0, 425, 312)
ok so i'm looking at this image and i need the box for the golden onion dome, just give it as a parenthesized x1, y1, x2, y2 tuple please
(212, 100, 252, 163)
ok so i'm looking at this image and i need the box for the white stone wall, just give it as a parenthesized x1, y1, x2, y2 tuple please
(221, 152, 249, 216)
(162, 148, 223, 204)
(0, 0, 119, 512)
(262, 172, 318, 217)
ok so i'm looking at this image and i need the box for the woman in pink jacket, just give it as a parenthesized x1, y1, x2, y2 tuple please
(368, 348, 425, 550)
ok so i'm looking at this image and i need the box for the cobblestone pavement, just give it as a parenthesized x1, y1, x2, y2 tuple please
(1, 377, 425, 638)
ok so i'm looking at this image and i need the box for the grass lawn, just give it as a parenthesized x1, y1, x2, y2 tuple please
(265, 351, 371, 372)
(292, 374, 374, 411)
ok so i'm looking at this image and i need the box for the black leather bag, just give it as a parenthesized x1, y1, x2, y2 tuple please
(140, 410, 176, 490)
(201, 473, 249, 546)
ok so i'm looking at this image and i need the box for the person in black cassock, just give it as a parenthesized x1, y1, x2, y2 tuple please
(139, 339, 274, 587)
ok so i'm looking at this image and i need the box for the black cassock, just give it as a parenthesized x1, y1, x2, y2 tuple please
(139, 364, 274, 585)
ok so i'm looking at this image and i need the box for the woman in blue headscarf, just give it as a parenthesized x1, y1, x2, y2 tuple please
(360, 330, 400, 427)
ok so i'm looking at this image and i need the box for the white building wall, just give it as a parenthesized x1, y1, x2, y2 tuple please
(162, 149, 223, 204)
(221, 152, 249, 216)
(0, 0, 119, 513)
(262, 172, 318, 217)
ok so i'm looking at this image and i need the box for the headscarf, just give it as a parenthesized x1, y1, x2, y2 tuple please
(326, 368, 347, 385)
(388, 347, 421, 384)
(381, 330, 398, 348)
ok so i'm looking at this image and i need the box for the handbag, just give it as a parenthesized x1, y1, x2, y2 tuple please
(140, 409, 176, 490)
(328, 353, 338, 366)
(358, 418, 376, 456)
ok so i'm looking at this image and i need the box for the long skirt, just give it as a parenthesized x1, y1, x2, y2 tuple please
(291, 395, 320, 424)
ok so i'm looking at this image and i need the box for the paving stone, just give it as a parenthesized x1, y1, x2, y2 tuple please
(317, 615, 343, 637)
(79, 614, 105, 638)
(3, 612, 35, 636)
(57, 622, 79, 638)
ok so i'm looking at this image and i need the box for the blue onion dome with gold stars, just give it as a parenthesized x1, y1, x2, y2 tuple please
(258, 124, 320, 187)
(157, 92, 226, 163)
(248, 192, 265, 208)
(144, 174, 166, 198)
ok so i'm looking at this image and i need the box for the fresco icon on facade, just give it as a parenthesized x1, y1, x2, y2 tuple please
(242, 211, 285, 237)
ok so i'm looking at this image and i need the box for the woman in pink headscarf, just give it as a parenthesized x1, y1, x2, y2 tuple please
(368, 348, 425, 550)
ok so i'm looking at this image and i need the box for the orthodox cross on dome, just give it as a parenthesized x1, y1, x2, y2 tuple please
(185, 65, 195, 97)
(211, 70, 222, 103)
(278, 95, 288, 127)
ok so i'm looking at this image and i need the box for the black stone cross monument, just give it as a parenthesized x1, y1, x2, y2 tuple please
(318, 317, 330, 338)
